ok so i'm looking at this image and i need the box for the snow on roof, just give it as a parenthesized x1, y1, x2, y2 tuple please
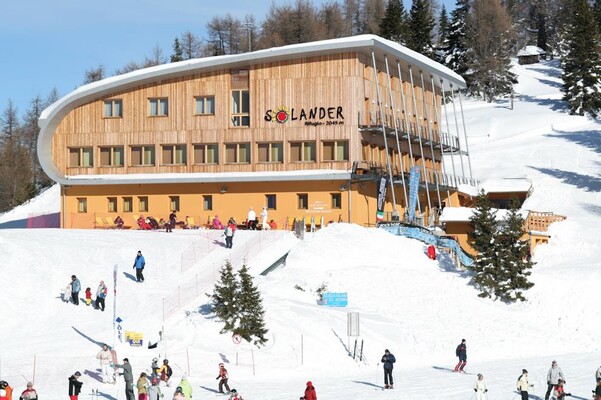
(440, 206, 529, 222)
(480, 178, 532, 193)
(517, 46, 546, 57)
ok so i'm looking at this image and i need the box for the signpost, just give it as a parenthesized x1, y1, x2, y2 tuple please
(321, 292, 348, 307)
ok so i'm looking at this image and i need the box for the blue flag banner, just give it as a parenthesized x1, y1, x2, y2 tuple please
(408, 166, 421, 222)
(321, 292, 348, 307)
(376, 176, 388, 222)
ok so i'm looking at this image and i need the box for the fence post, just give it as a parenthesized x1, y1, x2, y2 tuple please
(251, 349, 255, 376)
(301, 334, 304, 365)
(186, 348, 190, 377)
(33, 355, 36, 384)
(195, 274, 198, 297)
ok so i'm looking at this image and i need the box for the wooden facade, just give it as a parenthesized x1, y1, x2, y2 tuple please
(38, 35, 475, 229)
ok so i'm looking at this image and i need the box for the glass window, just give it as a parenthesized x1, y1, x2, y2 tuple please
(103, 99, 123, 118)
(161, 144, 186, 165)
(258, 142, 283, 163)
(225, 143, 250, 163)
(99, 147, 124, 167)
(203, 195, 213, 211)
(195, 96, 215, 115)
(123, 197, 133, 213)
(331, 193, 342, 209)
(149, 98, 168, 116)
(108, 197, 117, 213)
(266, 194, 276, 210)
(77, 198, 87, 213)
(169, 196, 180, 212)
(290, 142, 316, 162)
(193, 144, 219, 164)
(231, 89, 250, 127)
(130, 146, 155, 166)
(297, 193, 308, 210)
(138, 196, 148, 212)
(68, 147, 93, 167)
(323, 141, 349, 161)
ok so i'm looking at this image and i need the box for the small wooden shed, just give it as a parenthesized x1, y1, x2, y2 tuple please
(517, 46, 547, 65)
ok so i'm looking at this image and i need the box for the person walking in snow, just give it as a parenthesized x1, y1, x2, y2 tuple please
(260, 206, 269, 230)
(454, 339, 467, 372)
(114, 358, 135, 400)
(473, 374, 488, 400)
(216, 363, 231, 394)
(166, 211, 177, 233)
(133, 251, 146, 283)
(95, 280, 108, 311)
(96, 343, 115, 384)
(70, 275, 81, 305)
(517, 369, 533, 400)
(224, 220, 236, 249)
(300, 381, 317, 400)
(137, 372, 150, 400)
(147, 377, 162, 400)
(381, 349, 396, 389)
(68, 371, 82, 400)
(19, 382, 37, 400)
(545, 360, 566, 400)
(247, 207, 256, 230)
(158, 359, 173, 386)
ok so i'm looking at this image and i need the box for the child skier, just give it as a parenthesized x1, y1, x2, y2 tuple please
(85, 287, 92, 306)
(216, 363, 231, 394)
(474, 374, 488, 400)
(229, 388, 243, 400)
(158, 359, 173, 386)
(553, 379, 571, 400)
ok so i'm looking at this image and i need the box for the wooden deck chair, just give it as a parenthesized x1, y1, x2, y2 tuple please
(95, 216, 108, 229)
(104, 217, 118, 228)
(285, 216, 295, 230)
(132, 214, 140, 229)
(186, 216, 198, 229)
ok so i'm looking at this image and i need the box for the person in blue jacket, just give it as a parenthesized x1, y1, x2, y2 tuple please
(381, 349, 396, 389)
(455, 339, 467, 372)
(70, 275, 81, 305)
(133, 251, 146, 282)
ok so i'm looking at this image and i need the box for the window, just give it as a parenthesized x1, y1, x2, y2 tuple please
(193, 144, 219, 164)
(331, 193, 342, 209)
(77, 198, 87, 213)
(266, 194, 276, 210)
(297, 193, 308, 210)
(231, 90, 250, 127)
(138, 196, 148, 212)
(108, 197, 117, 213)
(290, 142, 316, 162)
(323, 140, 349, 161)
(195, 96, 215, 115)
(130, 145, 155, 166)
(258, 142, 283, 163)
(103, 99, 122, 118)
(69, 147, 93, 167)
(203, 195, 213, 211)
(123, 197, 133, 213)
(162, 144, 187, 165)
(149, 97, 168, 116)
(99, 146, 124, 167)
(169, 196, 180, 212)
(225, 143, 250, 163)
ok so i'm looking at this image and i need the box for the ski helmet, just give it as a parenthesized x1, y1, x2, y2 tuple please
(152, 358, 158, 362)
(163, 359, 168, 364)
(231, 389, 237, 393)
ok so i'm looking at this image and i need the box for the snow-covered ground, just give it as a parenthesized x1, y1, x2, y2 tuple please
(1, 59, 600, 400)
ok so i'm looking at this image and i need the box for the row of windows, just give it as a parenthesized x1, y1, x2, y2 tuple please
(77, 193, 343, 213)
(103, 90, 248, 127)
(68, 141, 349, 167)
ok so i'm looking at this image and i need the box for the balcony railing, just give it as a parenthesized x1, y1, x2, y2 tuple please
(525, 211, 566, 232)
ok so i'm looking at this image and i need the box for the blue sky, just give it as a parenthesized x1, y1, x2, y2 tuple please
(0, 0, 456, 118)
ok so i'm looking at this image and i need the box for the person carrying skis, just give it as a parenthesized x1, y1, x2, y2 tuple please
(19, 382, 37, 400)
(300, 381, 317, 400)
(545, 360, 566, 400)
(96, 344, 114, 384)
(454, 339, 467, 372)
(473, 374, 488, 400)
(517, 369, 533, 400)
(158, 359, 173, 386)
(553, 379, 571, 400)
(147, 377, 162, 400)
(95, 280, 108, 311)
(381, 349, 396, 389)
(0, 380, 13, 400)
(68, 372, 83, 400)
(216, 363, 231, 394)
(229, 388, 243, 400)
(133, 251, 146, 283)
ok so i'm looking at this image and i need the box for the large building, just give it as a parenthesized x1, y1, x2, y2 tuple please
(38, 35, 476, 230)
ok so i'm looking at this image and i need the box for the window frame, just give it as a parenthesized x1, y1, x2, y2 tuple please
(138, 196, 149, 213)
(194, 95, 215, 115)
(258, 142, 283, 163)
(68, 147, 94, 168)
(103, 99, 123, 118)
(266, 194, 277, 210)
(161, 144, 187, 166)
(149, 97, 169, 117)
(77, 198, 88, 213)
(297, 193, 308, 210)
(99, 146, 125, 167)
(107, 197, 118, 213)
(322, 140, 349, 162)
(123, 197, 133, 213)
(193, 143, 219, 165)
(169, 196, 180, 212)
(231, 89, 250, 127)
(130, 145, 155, 166)
(290, 141, 316, 163)
(203, 195, 213, 211)
(225, 143, 251, 164)
(331, 193, 342, 209)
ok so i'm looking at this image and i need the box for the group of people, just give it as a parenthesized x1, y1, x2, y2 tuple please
(0, 380, 37, 400)
(62, 275, 108, 311)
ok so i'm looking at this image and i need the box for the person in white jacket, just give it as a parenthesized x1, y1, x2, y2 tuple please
(545, 360, 566, 400)
(96, 344, 114, 384)
(260, 207, 269, 230)
(474, 373, 488, 400)
(517, 369, 532, 400)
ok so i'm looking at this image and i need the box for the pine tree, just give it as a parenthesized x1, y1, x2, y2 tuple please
(170, 38, 184, 62)
(209, 261, 239, 334)
(379, 0, 408, 45)
(561, 0, 601, 116)
(407, 0, 436, 58)
(436, 4, 451, 54)
(497, 198, 535, 302)
(235, 264, 268, 346)
(444, 0, 470, 76)
(469, 191, 502, 300)
(594, 0, 601, 32)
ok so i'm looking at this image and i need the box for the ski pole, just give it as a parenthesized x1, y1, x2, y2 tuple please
(375, 363, 380, 387)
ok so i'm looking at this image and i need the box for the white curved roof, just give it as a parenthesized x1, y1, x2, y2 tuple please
(38, 34, 466, 186)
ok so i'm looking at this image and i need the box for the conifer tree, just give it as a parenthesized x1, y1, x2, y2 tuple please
(594, 0, 601, 32)
(561, 0, 601, 116)
(209, 261, 239, 334)
(170, 38, 184, 62)
(235, 264, 268, 346)
(407, 0, 436, 58)
(444, 0, 470, 76)
(436, 4, 451, 53)
(379, 0, 408, 45)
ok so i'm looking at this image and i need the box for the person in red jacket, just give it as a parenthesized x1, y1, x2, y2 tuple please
(427, 244, 436, 260)
(0, 380, 13, 400)
(300, 381, 316, 400)
(215, 363, 231, 394)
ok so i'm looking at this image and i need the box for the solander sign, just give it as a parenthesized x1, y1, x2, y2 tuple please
(264, 106, 345, 126)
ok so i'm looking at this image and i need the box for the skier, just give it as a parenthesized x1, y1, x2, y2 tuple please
(95, 280, 107, 311)
(224, 220, 236, 249)
(545, 360, 566, 400)
(137, 372, 150, 400)
(172, 387, 185, 400)
(62, 282, 72, 303)
(553, 379, 571, 400)
(150, 358, 160, 379)
(178, 375, 192, 400)
(158, 359, 173, 386)
(454, 339, 467, 372)
(0, 381, 12, 400)
(473, 374, 488, 400)
(147, 378, 162, 400)
(68, 371, 83, 400)
(19, 382, 37, 400)
(96, 343, 115, 384)
(517, 369, 533, 400)
(381, 349, 396, 389)
(133, 251, 146, 283)
(114, 358, 135, 400)
(85, 287, 92, 306)
(70, 275, 81, 305)
(300, 381, 317, 400)
(216, 363, 231, 394)
(593, 377, 601, 400)
(229, 388, 243, 400)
